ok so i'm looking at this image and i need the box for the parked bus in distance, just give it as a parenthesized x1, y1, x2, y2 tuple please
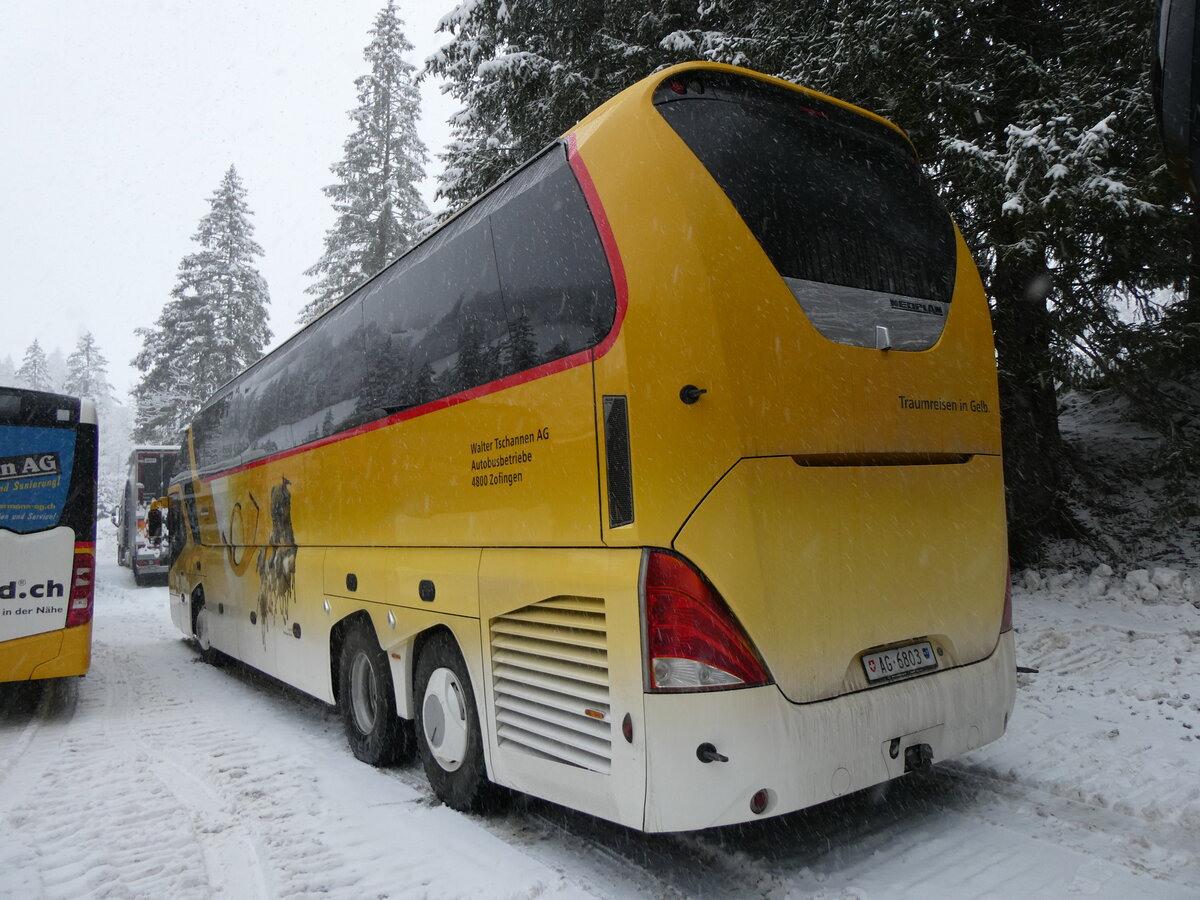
(166, 62, 1015, 832)
(0, 387, 97, 683)
(116, 445, 180, 585)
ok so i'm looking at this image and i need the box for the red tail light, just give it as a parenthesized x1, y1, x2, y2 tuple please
(642, 550, 771, 692)
(66, 546, 95, 628)
(1000, 560, 1013, 633)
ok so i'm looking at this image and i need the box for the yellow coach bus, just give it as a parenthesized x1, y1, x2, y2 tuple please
(1, 387, 97, 683)
(166, 62, 1014, 832)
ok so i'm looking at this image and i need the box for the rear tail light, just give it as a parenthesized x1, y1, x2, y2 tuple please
(66, 545, 95, 628)
(1000, 560, 1013, 632)
(642, 550, 771, 692)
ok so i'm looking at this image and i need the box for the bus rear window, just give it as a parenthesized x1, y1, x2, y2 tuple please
(655, 72, 956, 350)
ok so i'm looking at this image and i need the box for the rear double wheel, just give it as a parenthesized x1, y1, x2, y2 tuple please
(339, 624, 413, 766)
(415, 630, 495, 811)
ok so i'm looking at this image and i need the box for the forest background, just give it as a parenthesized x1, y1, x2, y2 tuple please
(2, 0, 1195, 561)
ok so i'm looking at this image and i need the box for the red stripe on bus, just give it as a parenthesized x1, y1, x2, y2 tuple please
(567, 131, 629, 361)
(200, 138, 629, 484)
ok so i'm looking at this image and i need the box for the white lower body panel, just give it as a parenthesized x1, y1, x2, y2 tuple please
(641, 631, 1015, 832)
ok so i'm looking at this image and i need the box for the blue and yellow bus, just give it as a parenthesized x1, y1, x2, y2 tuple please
(0, 386, 98, 682)
(167, 63, 1015, 831)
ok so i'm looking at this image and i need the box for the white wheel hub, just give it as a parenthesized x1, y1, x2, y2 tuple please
(350, 651, 379, 734)
(196, 607, 211, 651)
(422, 666, 469, 772)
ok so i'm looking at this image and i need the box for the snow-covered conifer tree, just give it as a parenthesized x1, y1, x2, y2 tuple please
(17, 340, 52, 391)
(299, 1, 429, 324)
(63, 331, 116, 407)
(133, 165, 271, 442)
(426, 0, 752, 208)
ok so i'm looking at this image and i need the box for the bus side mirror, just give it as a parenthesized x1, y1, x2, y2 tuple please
(148, 506, 163, 539)
(1154, 0, 1200, 197)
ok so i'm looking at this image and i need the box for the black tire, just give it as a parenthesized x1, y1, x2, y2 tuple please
(414, 630, 495, 811)
(132, 565, 144, 587)
(338, 624, 413, 766)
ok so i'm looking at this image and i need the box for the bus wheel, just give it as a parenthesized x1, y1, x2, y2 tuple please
(415, 631, 494, 811)
(194, 605, 223, 666)
(339, 624, 412, 766)
(132, 565, 144, 587)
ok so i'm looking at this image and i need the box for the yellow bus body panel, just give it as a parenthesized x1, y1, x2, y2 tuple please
(1, 623, 91, 681)
(674, 455, 1007, 702)
(203, 361, 599, 551)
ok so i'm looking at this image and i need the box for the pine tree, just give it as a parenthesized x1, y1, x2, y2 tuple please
(133, 166, 272, 442)
(0, 356, 14, 387)
(63, 331, 116, 407)
(426, 0, 753, 208)
(299, 1, 429, 324)
(17, 340, 52, 391)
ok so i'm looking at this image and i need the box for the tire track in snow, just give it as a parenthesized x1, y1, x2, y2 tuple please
(0, 661, 210, 898)
(98, 652, 274, 900)
(939, 761, 1199, 890)
(0, 682, 61, 815)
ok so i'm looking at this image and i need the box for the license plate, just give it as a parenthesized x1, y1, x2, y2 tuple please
(862, 641, 937, 683)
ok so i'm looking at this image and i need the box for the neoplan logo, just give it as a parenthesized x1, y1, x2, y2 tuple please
(0, 452, 61, 483)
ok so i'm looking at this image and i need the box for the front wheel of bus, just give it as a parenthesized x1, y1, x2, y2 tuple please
(415, 631, 494, 812)
(194, 604, 223, 666)
(338, 624, 412, 767)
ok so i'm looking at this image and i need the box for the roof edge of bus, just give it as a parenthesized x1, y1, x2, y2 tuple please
(573, 61, 915, 152)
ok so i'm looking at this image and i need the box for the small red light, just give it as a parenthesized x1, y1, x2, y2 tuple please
(669, 79, 686, 95)
(622, 713, 633, 743)
(750, 789, 770, 815)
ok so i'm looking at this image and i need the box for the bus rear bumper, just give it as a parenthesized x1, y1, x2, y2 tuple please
(641, 630, 1016, 832)
(1, 624, 92, 682)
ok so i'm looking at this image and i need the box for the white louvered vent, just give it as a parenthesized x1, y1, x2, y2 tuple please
(490, 596, 611, 774)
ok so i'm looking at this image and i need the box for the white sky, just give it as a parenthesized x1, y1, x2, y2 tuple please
(0, 0, 457, 397)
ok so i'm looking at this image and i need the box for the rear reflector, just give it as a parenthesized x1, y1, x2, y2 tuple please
(642, 550, 770, 692)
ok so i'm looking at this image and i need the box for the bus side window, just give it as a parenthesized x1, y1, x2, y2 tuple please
(167, 500, 185, 562)
(489, 149, 617, 366)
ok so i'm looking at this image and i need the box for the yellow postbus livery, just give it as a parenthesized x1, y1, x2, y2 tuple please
(167, 63, 1015, 832)
(1, 387, 97, 683)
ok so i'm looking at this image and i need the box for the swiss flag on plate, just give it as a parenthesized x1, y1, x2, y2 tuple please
(867, 659, 877, 673)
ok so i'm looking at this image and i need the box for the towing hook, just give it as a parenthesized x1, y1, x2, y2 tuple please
(904, 743, 934, 774)
(696, 742, 728, 763)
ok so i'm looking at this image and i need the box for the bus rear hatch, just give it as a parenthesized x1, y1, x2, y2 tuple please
(673, 454, 1008, 704)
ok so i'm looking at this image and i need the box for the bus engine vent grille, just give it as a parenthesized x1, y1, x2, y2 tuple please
(489, 596, 612, 774)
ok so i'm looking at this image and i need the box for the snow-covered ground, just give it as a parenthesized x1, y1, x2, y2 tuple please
(1, 520, 1196, 899)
